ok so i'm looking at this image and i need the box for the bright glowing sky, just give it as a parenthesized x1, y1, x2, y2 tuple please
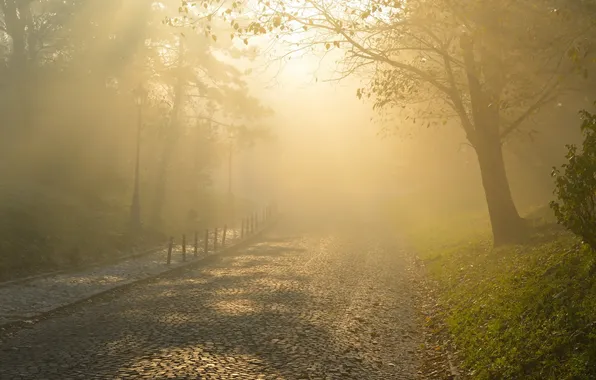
(210, 46, 399, 205)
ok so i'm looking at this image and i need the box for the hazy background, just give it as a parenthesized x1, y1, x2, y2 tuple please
(214, 51, 588, 227)
(0, 0, 591, 277)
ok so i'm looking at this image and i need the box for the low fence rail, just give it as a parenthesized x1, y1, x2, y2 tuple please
(0, 202, 279, 288)
(164, 202, 278, 265)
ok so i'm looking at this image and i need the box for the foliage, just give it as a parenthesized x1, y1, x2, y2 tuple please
(205, 0, 590, 141)
(0, 0, 271, 277)
(551, 109, 596, 250)
(180, 0, 594, 244)
(412, 220, 596, 379)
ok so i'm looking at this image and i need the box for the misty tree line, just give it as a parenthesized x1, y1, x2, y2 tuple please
(178, 0, 596, 245)
(2, 0, 596, 279)
(0, 0, 271, 276)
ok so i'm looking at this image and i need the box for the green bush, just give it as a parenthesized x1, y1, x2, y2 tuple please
(551, 109, 596, 251)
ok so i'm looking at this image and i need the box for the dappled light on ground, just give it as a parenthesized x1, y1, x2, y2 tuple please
(0, 0, 594, 378)
(212, 299, 260, 316)
(0, 223, 422, 379)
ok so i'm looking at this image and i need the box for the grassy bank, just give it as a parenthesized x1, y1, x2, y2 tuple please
(0, 181, 259, 282)
(408, 215, 596, 379)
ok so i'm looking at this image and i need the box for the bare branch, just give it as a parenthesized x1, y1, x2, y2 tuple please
(442, 59, 474, 140)
(322, 60, 374, 82)
(329, 23, 453, 97)
(500, 86, 560, 140)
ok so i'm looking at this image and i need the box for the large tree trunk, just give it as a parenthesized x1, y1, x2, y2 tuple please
(475, 133, 526, 245)
(459, 33, 525, 245)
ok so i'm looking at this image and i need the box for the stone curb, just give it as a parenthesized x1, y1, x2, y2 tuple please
(0, 219, 279, 335)
(0, 246, 165, 289)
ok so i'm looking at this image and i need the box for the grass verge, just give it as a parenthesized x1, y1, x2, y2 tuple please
(409, 215, 596, 379)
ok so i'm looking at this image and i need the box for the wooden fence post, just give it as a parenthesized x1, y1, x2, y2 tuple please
(166, 236, 173, 265)
(222, 225, 228, 247)
(214, 227, 219, 251)
(194, 231, 198, 258)
(204, 229, 209, 255)
(182, 234, 186, 262)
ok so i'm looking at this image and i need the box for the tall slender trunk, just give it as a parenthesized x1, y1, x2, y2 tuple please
(151, 38, 185, 229)
(3, 0, 32, 133)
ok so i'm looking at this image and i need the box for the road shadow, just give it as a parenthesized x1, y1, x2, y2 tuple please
(0, 232, 387, 379)
(243, 244, 307, 257)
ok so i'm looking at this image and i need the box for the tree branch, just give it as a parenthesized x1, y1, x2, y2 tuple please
(499, 86, 559, 140)
(324, 59, 374, 82)
(441, 40, 474, 141)
(331, 25, 453, 98)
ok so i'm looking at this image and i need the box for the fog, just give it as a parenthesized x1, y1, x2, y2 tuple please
(214, 55, 584, 230)
(0, 0, 592, 274)
(3, 3, 596, 379)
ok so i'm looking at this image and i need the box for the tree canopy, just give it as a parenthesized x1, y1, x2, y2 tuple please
(0, 0, 272, 274)
(178, 0, 596, 244)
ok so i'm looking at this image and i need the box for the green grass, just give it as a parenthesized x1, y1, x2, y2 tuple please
(408, 216, 596, 379)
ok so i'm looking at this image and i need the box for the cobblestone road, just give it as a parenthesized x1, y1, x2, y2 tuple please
(0, 229, 242, 326)
(0, 220, 421, 379)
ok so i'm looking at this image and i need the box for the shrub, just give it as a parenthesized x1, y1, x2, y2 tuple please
(551, 109, 596, 251)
